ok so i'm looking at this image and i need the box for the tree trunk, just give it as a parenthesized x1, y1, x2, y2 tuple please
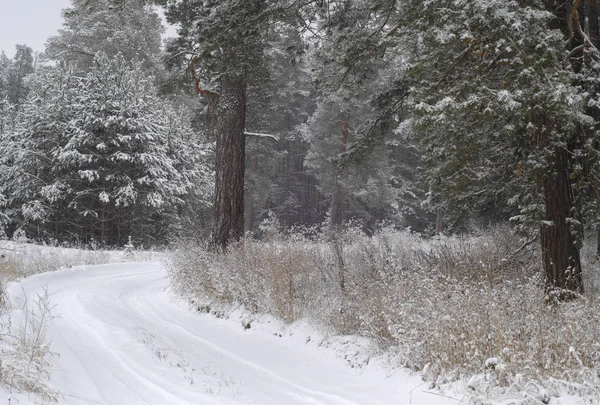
(589, 0, 600, 47)
(244, 154, 258, 234)
(535, 0, 585, 300)
(330, 186, 344, 226)
(540, 147, 583, 300)
(435, 209, 444, 234)
(330, 119, 349, 227)
(596, 226, 600, 259)
(100, 205, 106, 244)
(309, 176, 318, 225)
(285, 140, 293, 227)
(211, 74, 247, 248)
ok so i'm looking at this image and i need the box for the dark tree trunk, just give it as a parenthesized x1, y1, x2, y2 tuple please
(533, 0, 585, 301)
(596, 226, 600, 259)
(211, 74, 247, 248)
(330, 119, 349, 227)
(330, 186, 344, 226)
(540, 147, 583, 299)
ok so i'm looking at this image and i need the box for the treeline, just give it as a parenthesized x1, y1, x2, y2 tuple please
(0, 1, 213, 246)
(157, 0, 600, 297)
(4, 0, 600, 296)
(0, 0, 433, 247)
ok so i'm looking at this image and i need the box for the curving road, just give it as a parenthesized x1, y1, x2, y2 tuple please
(9, 262, 453, 405)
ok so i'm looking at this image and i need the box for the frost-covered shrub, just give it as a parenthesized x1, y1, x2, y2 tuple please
(0, 241, 163, 280)
(170, 239, 332, 323)
(171, 225, 600, 400)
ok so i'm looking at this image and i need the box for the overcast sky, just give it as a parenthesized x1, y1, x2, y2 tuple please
(0, 0, 71, 58)
(0, 0, 176, 59)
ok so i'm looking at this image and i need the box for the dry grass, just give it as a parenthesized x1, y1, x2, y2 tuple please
(171, 225, 600, 403)
(0, 288, 58, 401)
(0, 280, 6, 317)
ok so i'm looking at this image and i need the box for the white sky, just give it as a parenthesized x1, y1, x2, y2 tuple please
(0, 0, 72, 58)
(0, 0, 176, 59)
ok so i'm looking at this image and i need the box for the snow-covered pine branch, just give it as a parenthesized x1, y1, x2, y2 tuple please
(244, 131, 279, 142)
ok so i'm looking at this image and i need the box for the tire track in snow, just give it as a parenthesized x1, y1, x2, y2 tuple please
(11, 262, 454, 405)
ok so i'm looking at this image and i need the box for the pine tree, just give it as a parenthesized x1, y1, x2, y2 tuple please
(46, 0, 163, 73)
(243, 25, 317, 232)
(0, 55, 209, 245)
(0, 51, 10, 99)
(0, 66, 74, 237)
(5, 45, 34, 109)
(162, 0, 310, 247)
(308, 0, 600, 296)
(408, 0, 592, 297)
(301, 0, 422, 231)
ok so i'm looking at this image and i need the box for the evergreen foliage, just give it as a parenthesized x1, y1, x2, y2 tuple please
(4, 45, 34, 110)
(3, 0, 600, 295)
(0, 55, 211, 246)
(46, 0, 163, 73)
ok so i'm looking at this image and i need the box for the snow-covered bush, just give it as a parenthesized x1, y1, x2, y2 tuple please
(0, 242, 164, 279)
(171, 226, 600, 402)
(170, 238, 330, 323)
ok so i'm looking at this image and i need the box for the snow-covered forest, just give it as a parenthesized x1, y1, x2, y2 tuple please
(1, 0, 600, 404)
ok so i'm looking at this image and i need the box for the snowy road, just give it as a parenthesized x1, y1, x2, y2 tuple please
(7, 262, 455, 405)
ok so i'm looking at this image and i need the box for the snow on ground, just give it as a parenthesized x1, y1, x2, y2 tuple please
(0, 261, 587, 405)
(1, 262, 459, 405)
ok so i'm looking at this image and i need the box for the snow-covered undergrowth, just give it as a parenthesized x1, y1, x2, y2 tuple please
(171, 226, 600, 404)
(0, 288, 58, 401)
(0, 241, 162, 400)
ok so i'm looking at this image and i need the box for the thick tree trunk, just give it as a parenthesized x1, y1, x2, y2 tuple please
(533, 0, 585, 301)
(540, 147, 583, 300)
(211, 74, 247, 248)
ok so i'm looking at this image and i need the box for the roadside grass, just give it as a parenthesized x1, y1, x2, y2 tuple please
(170, 225, 600, 404)
(0, 288, 58, 401)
